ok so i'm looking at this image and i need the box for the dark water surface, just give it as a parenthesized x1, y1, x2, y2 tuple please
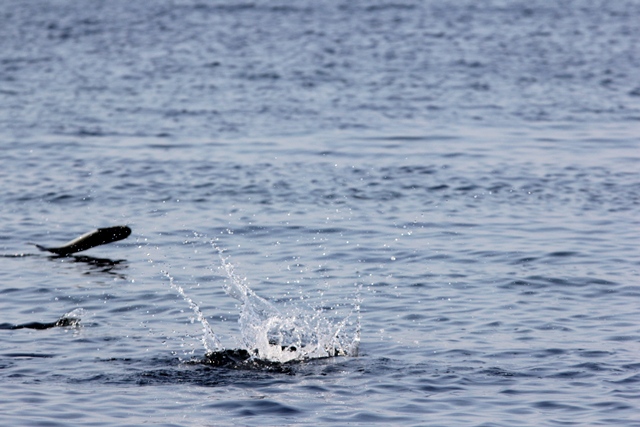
(1, 1, 639, 426)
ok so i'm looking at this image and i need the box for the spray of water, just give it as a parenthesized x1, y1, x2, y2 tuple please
(164, 236, 360, 364)
(60, 307, 85, 331)
(213, 242, 360, 363)
(162, 270, 222, 354)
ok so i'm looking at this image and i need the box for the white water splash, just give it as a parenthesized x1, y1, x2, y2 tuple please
(62, 307, 85, 320)
(213, 243, 360, 363)
(60, 307, 85, 330)
(162, 270, 222, 354)
(163, 236, 360, 363)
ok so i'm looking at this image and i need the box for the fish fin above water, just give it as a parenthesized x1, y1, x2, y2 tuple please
(33, 226, 132, 255)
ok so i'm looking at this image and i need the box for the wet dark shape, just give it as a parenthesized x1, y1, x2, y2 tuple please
(203, 349, 254, 367)
(201, 349, 296, 373)
(0, 315, 80, 330)
(34, 226, 132, 255)
(202, 345, 343, 370)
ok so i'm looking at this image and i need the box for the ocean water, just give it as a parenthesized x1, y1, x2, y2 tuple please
(1, 1, 639, 426)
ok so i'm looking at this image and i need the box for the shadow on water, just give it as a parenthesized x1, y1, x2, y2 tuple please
(55, 254, 129, 277)
(1, 252, 129, 277)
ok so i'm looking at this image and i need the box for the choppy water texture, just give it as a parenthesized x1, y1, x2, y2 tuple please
(1, 0, 639, 426)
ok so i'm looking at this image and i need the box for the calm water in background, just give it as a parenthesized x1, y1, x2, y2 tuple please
(1, 1, 639, 426)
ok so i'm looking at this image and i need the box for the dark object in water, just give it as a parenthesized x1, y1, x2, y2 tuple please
(202, 344, 342, 370)
(203, 345, 298, 367)
(201, 349, 296, 372)
(0, 315, 80, 330)
(204, 349, 254, 367)
(34, 225, 132, 255)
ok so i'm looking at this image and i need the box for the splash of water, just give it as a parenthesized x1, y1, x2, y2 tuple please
(63, 307, 85, 321)
(212, 243, 360, 363)
(163, 236, 360, 364)
(56, 307, 85, 331)
(162, 270, 222, 354)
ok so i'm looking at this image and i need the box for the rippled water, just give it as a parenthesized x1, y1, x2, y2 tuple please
(1, 1, 639, 426)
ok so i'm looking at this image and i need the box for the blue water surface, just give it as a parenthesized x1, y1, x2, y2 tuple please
(1, 1, 639, 426)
